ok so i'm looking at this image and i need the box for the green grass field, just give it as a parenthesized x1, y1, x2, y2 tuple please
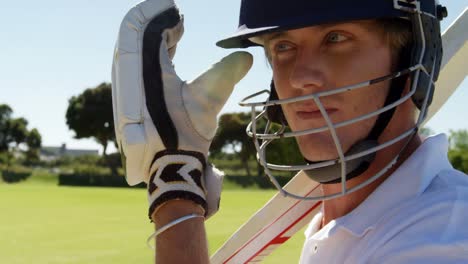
(0, 175, 306, 263)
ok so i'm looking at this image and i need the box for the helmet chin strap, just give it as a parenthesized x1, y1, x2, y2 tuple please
(304, 140, 377, 183)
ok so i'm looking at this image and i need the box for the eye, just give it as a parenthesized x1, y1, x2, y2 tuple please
(274, 42, 294, 53)
(326, 32, 349, 43)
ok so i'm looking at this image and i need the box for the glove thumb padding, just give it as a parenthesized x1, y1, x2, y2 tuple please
(184, 51, 253, 140)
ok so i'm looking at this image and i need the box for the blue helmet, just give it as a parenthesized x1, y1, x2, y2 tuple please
(218, 0, 446, 49)
(217, 0, 447, 110)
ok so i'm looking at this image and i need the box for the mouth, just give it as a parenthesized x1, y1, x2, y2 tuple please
(296, 108, 338, 120)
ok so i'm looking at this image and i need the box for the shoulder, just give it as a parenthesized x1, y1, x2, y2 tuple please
(367, 168, 468, 262)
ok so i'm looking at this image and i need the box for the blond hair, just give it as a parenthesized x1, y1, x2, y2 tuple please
(375, 18, 412, 68)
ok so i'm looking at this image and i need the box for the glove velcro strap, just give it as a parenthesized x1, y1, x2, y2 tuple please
(148, 150, 207, 219)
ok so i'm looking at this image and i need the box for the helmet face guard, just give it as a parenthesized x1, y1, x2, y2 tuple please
(219, 0, 447, 200)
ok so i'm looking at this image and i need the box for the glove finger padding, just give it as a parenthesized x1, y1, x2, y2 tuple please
(113, 1, 183, 186)
(184, 52, 254, 141)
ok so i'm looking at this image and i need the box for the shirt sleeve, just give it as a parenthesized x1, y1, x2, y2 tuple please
(368, 179, 468, 264)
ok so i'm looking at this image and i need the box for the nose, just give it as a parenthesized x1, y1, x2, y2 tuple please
(289, 49, 326, 93)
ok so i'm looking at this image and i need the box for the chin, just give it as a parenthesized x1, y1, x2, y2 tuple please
(296, 134, 341, 162)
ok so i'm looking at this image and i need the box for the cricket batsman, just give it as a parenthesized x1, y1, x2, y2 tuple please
(112, 0, 468, 263)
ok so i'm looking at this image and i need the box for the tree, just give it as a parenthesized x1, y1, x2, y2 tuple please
(24, 128, 42, 164)
(0, 104, 40, 153)
(65, 83, 115, 156)
(448, 129, 468, 174)
(449, 129, 468, 151)
(26, 128, 42, 150)
(0, 104, 42, 166)
(211, 112, 303, 178)
(211, 113, 255, 176)
(9, 117, 28, 148)
(0, 104, 13, 151)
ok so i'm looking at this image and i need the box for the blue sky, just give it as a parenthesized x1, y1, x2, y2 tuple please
(1, 0, 466, 153)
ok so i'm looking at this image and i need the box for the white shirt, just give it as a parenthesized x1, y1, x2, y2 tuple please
(299, 134, 468, 264)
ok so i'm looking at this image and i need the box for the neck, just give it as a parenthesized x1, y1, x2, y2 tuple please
(320, 133, 422, 227)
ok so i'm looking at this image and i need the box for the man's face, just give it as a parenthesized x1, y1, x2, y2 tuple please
(263, 21, 393, 161)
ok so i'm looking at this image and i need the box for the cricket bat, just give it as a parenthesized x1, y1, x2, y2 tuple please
(211, 8, 468, 264)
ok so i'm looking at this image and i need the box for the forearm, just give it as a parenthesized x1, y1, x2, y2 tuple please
(152, 200, 209, 264)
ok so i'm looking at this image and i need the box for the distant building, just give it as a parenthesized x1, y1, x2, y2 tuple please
(40, 144, 99, 161)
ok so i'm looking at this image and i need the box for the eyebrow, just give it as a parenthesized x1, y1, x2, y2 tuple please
(263, 21, 371, 45)
(263, 32, 289, 46)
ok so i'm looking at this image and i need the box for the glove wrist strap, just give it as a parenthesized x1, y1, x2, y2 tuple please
(148, 150, 208, 219)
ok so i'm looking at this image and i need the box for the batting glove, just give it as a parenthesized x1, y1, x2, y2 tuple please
(112, 0, 253, 219)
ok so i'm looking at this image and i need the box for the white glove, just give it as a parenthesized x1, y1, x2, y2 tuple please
(112, 0, 253, 219)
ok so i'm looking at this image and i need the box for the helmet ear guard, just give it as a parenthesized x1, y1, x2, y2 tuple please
(265, 80, 288, 126)
(410, 12, 443, 117)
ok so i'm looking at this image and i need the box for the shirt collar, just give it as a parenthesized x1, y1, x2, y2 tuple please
(335, 134, 453, 237)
